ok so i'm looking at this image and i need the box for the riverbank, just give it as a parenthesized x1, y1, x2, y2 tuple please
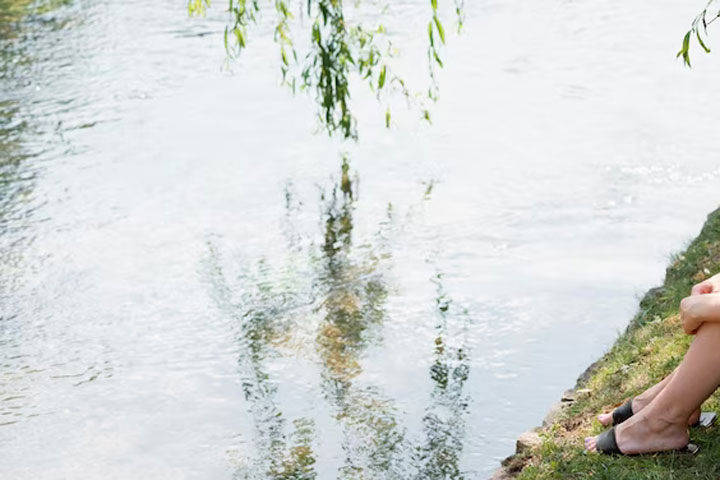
(493, 207, 720, 479)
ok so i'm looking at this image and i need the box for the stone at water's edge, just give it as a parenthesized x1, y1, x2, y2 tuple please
(488, 390, 582, 479)
(516, 431, 542, 453)
(542, 400, 569, 427)
(561, 388, 592, 402)
(561, 389, 577, 402)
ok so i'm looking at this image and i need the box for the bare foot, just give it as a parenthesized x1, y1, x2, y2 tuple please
(597, 412, 614, 427)
(586, 409, 689, 454)
(597, 399, 701, 427)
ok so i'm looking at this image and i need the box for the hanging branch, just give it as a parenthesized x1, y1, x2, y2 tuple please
(678, 0, 719, 67)
(189, 0, 465, 140)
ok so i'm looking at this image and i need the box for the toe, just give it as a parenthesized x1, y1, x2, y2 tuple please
(597, 413, 612, 426)
(584, 436, 597, 452)
(587, 437, 597, 452)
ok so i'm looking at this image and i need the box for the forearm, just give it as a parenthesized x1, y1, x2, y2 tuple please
(681, 293, 720, 334)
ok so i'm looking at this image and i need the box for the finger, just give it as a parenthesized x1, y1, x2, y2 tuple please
(690, 321, 702, 335)
(692, 282, 713, 296)
(684, 321, 698, 335)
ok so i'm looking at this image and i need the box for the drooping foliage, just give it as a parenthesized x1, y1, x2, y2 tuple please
(678, 0, 719, 67)
(189, 0, 464, 139)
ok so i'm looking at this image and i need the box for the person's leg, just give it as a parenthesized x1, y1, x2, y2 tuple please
(587, 321, 720, 454)
(597, 369, 701, 426)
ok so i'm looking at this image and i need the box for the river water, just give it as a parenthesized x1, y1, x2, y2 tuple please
(3, 0, 720, 478)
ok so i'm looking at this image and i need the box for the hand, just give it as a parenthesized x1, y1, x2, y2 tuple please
(680, 293, 720, 335)
(691, 272, 720, 295)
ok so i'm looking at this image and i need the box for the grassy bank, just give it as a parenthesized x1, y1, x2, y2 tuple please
(510, 207, 720, 480)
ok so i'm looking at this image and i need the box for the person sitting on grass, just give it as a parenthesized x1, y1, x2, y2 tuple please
(585, 273, 720, 455)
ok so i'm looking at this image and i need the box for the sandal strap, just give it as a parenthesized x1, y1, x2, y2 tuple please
(596, 427, 622, 454)
(612, 399, 634, 426)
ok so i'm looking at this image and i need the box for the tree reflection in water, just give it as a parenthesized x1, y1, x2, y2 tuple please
(315, 157, 405, 479)
(205, 243, 318, 480)
(205, 159, 472, 479)
(412, 273, 471, 480)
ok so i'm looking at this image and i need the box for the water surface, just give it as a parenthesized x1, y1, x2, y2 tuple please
(3, 0, 720, 478)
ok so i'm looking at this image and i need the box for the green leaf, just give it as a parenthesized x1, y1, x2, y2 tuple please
(696, 29, 711, 53)
(312, 23, 321, 43)
(378, 65, 387, 89)
(385, 107, 391, 128)
(234, 28, 245, 48)
(677, 31, 691, 68)
(188, 0, 208, 16)
(431, 0, 437, 11)
(422, 109, 432, 124)
(677, 31, 690, 58)
(428, 21, 434, 47)
(433, 15, 445, 44)
(278, 1, 290, 18)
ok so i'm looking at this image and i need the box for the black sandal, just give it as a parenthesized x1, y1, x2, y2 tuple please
(694, 412, 718, 428)
(594, 427, 700, 456)
(610, 399, 717, 428)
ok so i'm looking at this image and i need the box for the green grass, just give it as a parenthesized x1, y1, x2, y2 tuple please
(513, 207, 720, 480)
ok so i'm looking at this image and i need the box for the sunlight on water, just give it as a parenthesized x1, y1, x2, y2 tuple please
(3, 0, 720, 478)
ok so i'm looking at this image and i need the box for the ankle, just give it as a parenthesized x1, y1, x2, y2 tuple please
(631, 396, 645, 411)
(648, 409, 690, 431)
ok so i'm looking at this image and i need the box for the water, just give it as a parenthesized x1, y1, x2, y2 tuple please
(2, 0, 720, 477)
